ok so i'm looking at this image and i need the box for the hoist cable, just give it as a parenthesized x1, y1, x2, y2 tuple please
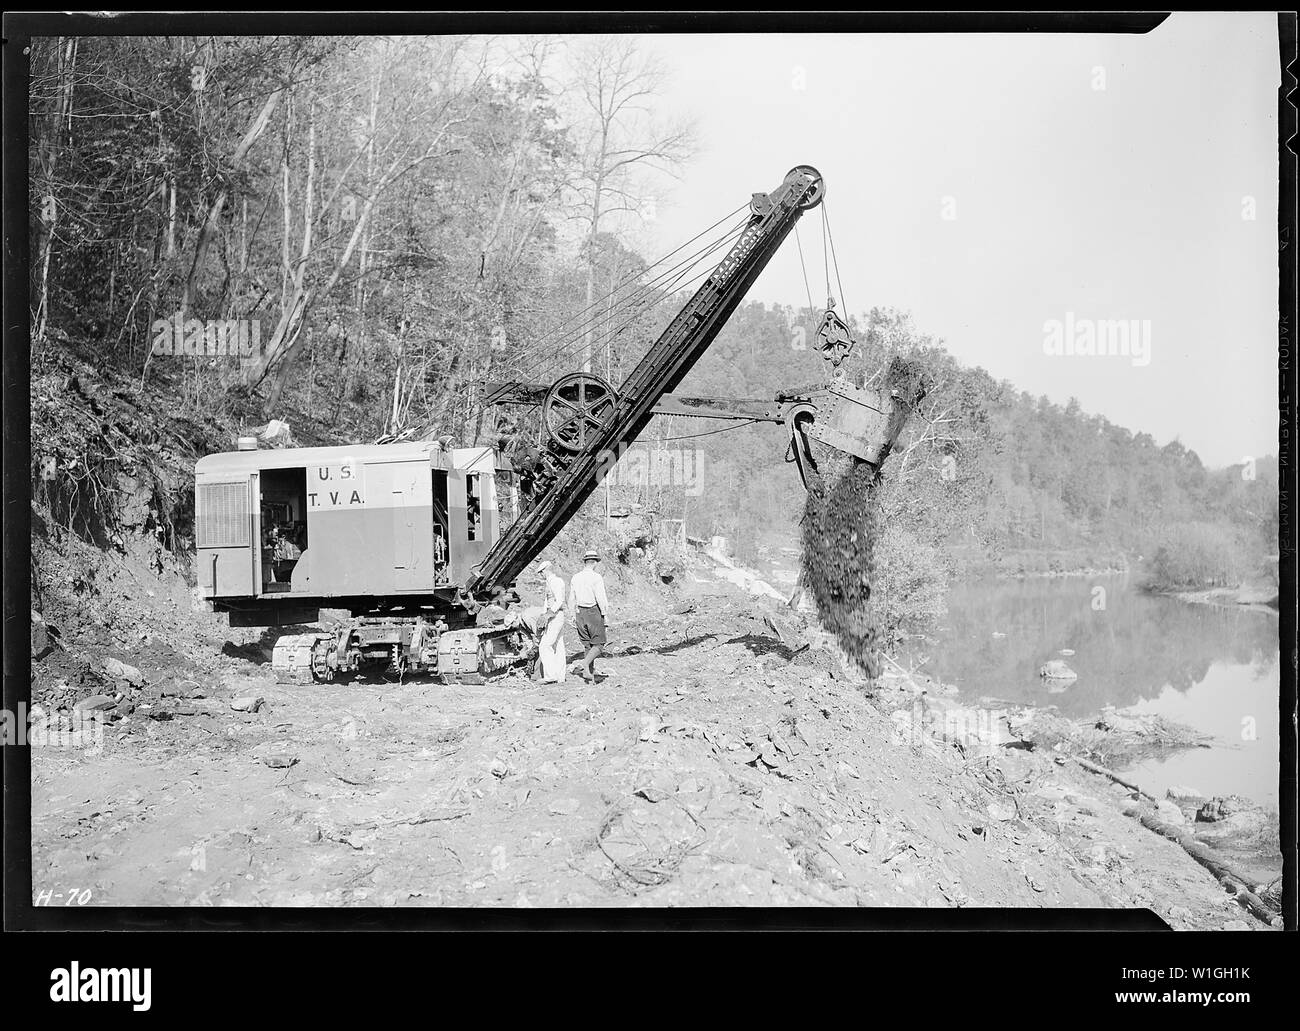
(650, 418, 765, 442)
(821, 207, 832, 304)
(540, 216, 750, 378)
(516, 227, 745, 387)
(516, 217, 750, 385)
(823, 198, 849, 320)
(579, 226, 748, 365)
(508, 214, 750, 385)
(530, 238, 740, 387)
(490, 203, 750, 384)
(524, 201, 747, 357)
(793, 222, 815, 315)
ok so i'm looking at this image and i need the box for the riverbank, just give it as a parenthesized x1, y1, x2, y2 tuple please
(870, 665, 1282, 926)
(959, 547, 1130, 581)
(1158, 584, 1280, 616)
(996, 565, 1130, 581)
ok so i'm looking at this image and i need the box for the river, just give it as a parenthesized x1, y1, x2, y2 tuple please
(900, 573, 1281, 808)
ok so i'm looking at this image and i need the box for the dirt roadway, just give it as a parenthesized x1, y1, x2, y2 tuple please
(29, 589, 1271, 923)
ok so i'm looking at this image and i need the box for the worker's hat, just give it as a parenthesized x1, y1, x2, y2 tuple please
(537, 560, 552, 572)
(583, 550, 600, 562)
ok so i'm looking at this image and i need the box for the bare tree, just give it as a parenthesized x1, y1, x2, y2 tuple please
(181, 82, 283, 316)
(239, 38, 481, 406)
(567, 37, 695, 373)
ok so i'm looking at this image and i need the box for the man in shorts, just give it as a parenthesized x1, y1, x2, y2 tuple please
(567, 550, 609, 682)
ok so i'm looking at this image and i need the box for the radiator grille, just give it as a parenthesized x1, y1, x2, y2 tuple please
(196, 481, 250, 548)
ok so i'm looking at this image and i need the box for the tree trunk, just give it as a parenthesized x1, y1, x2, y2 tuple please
(242, 110, 462, 391)
(182, 86, 283, 315)
(263, 92, 317, 415)
(1135, 811, 1279, 926)
(34, 36, 77, 343)
(583, 174, 604, 374)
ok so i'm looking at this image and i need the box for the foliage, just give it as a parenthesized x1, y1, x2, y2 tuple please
(28, 35, 1277, 638)
(28, 34, 686, 444)
(868, 524, 951, 643)
(1147, 522, 1251, 590)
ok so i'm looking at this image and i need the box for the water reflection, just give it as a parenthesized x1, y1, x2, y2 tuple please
(901, 574, 1280, 804)
(905, 574, 1277, 715)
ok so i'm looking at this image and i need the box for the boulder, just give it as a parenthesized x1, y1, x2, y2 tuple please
(31, 610, 49, 657)
(102, 657, 145, 687)
(1154, 799, 1185, 825)
(1195, 795, 1251, 822)
(1194, 796, 1266, 840)
(1039, 659, 1078, 680)
(73, 694, 118, 713)
(1194, 810, 1269, 840)
(252, 741, 298, 768)
(633, 769, 676, 803)
(230, 696, 264, 713)
(986, 801, 1016, 822)
(113, 472, 154, 527)
(257, 419, 294, 447)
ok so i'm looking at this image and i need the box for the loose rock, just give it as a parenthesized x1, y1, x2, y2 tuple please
(74, 694, 117, 713)
(1039, 660, 1078, 681)
(31, 610, 50, 657)
(103, 657, 145, 687)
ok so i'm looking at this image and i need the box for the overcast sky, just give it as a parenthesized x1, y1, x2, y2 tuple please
(631, 14, 1279, 468)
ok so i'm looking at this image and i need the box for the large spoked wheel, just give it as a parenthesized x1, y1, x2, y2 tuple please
(543, 372, 618, 453)
(786, 165, 825, 210)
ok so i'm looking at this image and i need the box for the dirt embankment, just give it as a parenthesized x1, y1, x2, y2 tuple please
(28, 551, 1277, 924)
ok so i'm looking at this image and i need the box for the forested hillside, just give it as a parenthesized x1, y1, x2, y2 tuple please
(30, 35, 690, 436)
(29, 33, 1277, 640)
(675, 302, 1278, 630)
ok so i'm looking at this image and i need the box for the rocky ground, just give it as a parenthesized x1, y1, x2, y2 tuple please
(27, 548, 1281, 924)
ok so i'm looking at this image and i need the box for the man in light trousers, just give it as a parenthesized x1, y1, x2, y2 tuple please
(536, 560, 567, 683)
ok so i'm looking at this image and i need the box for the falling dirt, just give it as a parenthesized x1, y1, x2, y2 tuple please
(800, 357, 927, 680)
(801, 456, 884, 678)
